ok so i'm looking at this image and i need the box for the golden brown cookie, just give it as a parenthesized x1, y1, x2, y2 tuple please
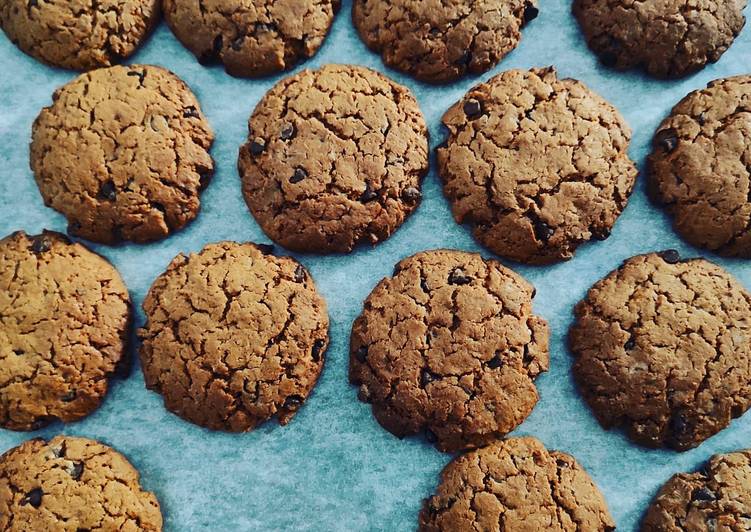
(349, 250, 549, 453)
(353, 0, 539, 83)
(438, 67, 637, 265)
(0, 0, 160, 70)
(570, 251, 751, 451)
(164, 0, 340, 77)
(0, 230, 131, 431)
(31, 64, 215, 245)
(649, 75, 751, 257)
(239, 64, 429, 253)
(0, 436, 162, 531)
(139, 241, 329, 432)
(419, 436, 615, 531)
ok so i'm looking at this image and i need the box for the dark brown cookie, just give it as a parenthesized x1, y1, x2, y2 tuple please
(0, 230, 131, 431)
(352, 0, 539, 83)
(649, 75, 751, 257)
(349, 250, 549, 453)
(31, 65, 214, 245)
(574, 0, 746, 78)
(570, 251, 751, 451)
(0, 0, 159, 70)
(0, 436, 162, 531)
(438, 67, 637, 265)
(239, 64, 429, 253)
(164, 0, 340, 77)
(139, 241, 329, 432)
(419, 436, 615, 531)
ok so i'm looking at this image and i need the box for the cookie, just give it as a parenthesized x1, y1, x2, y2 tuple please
(419, 436, 615, 531)
(353, 0, 539, 83)
(139, 241, 329, 432)
(649, 76, 751, 258)
(31, 65, 214, 245)
(0, 436, 162, 531)
(642, 449, 751, 531)
(349, 250, 549, 453)
(164, 0, 340, 77)
(0, 230, 131, 431)
(0, 0, 159, 70)
(239, 64, 429, 253)
(570, 251, 751, 451)
(438, 67, 637, 265)
(574, 0, 746, 78)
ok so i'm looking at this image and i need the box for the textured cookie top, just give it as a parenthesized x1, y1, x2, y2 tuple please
(353, 0, 539, 83)
(31, 65, 214, 245)
(642, 449, 751, 531)
(419, 436, 615, 531)
(574, 0, 746, 78)
(570, 251, 751, 451)
(649, 75, 751, 257)
(349, 250, 549, 453)
(0, 436, 162, 531)
(438, 67, 637, 265)
(139, 241, 329, 432)
(0, 231, 130, 431)
(164, 0, 340, 77)
(0, 0, 159, 70)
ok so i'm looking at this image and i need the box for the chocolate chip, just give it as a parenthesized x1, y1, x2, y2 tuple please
(98, 180, 117, 201)
(655, 128, 679, 152)
(592, 227, 611, 241)
(69, 462, 84, 480)
(257, 244, 274, 255)
(30, 235, 51, 254)
(448, 268, 472, 285)
(21, 488, 42, 508)
(463, 99, 482, 118)
(523, 3, 539, 23)
(294, 264, 306, 283)
(455, 50, 472, 67)
(290, 167, 307, 184)
(51, 441, 66, 458)
(61, 390, 76, 402)
(357, 384, 371, 403)
(13, 349, 23, 356)
(354, 345, 368, 363)
(280, 123, 296, 140)
(249, 137, 266, 156)
(401, 187, 421, 203)
(420, 369, 436, 388)
(697, 113, 706, 126)
(691, 487, 716, 502)
(231, 35, 245, 50)
(660, 249, 681, 264)
(624, 335, 636, 350)
(199, 35, 223, 64)
(126, 69, 145, 84)
(669, 412, 690, 437)
(533, 218, 554, 242)
(425, 429, 438, 443)
(487, 354, 504, 369)
(420, 277, 429, 293)
(183, 106, 199, 118)
(311, 339, 325, 362)
(283, 395, 304, 410)
(360, 182, 378, 202)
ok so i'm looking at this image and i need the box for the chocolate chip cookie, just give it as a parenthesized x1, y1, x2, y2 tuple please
(350, 250, 549, 453)
(139, 241, 329, 432)
(649, 75, 751, 257)
(0, 436, 162, 531)
(239, 64, 429, 253)
(570, 251, 751, 451)
(438, 67, 637, 265)
(574, 0, 746, 78)
(31, 65, 214, 244)
(419, 436, 615, 531)
(0, 0, 159, 70)
(0, 230, 131, 431)
(353, 0, 539, 83)
(163, 0, 340, 77)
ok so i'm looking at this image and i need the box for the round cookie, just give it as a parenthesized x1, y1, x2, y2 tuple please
(349, 250, 549, 453)
(164, 0, 340, 78)
(0, 0, 159, 70)
(642, 449, 751, 531)
(239, 64, 429, 253)
(574, 0, 746, 78)
(438, 67, 637, 265)
(419, 436, 615, 531)
(31, 64, 214, 245)
(0, 436, 162, 531)
(570, 251, 751, 451)
(649, 75, 751, 258)
(353, 0, 539, 84)
(139, 241, 329, 432)
(0, 230, 131, 431)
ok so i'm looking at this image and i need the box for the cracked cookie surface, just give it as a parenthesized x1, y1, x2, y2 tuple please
(0, 230, 130, 432)
(31, 65, 215, 245)
(649, 75, 751, 258)
(164, 0, 340, 77)
(353, 0, 538, 83)
(349, 250, 549, 453)
(0, 436, 162, 531)
(419, 436, 615, 531)
(0, 0, 160, 70)
(642, 449, 751, 531)
(139, 241, 329, 432)
(239, 64, 429, 253)
(437, 67, 637, 265)
(570, 251, 751, 451)
(574, 0, 746, 78)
